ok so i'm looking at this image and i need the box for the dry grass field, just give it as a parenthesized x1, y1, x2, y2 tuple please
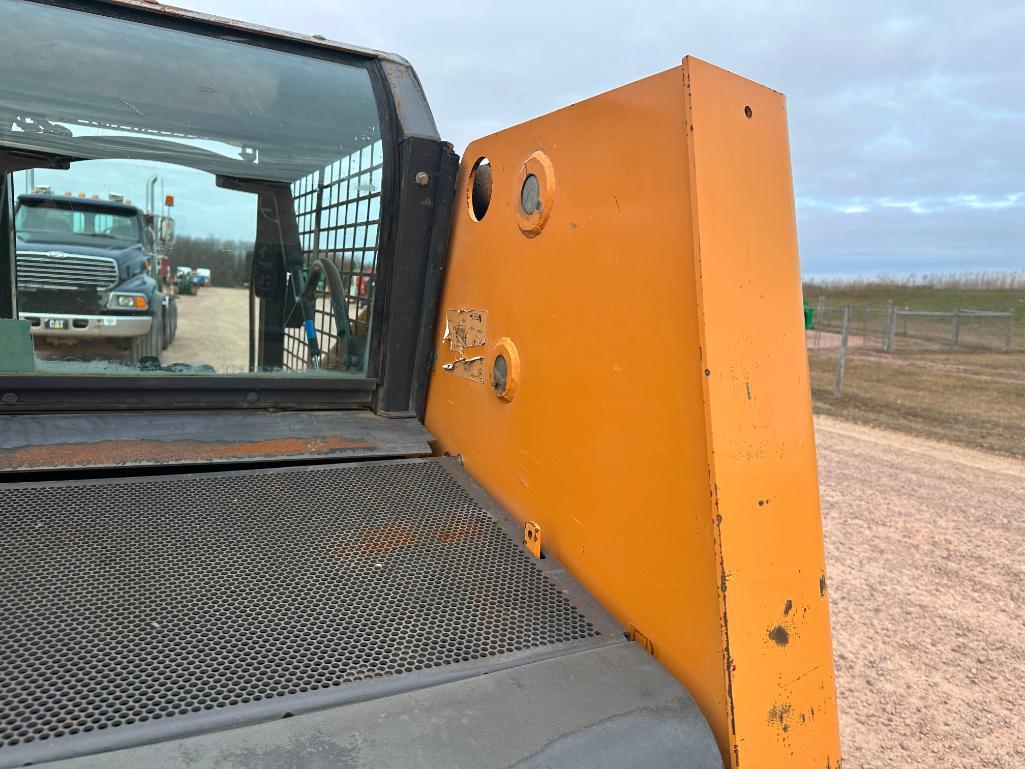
(809, 350, 1025, 458)
(805, 276, 1025, 459)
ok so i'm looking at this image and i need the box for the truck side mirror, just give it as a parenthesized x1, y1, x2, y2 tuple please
(159, 216, 175, 246)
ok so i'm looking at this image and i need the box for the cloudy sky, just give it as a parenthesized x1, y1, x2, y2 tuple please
(174, 0, 1023, 277)
(26, 0, 1023, 277)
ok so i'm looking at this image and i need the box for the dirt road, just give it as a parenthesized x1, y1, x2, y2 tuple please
(165, 286, 249, 372)
(816, 415, 1025, 769)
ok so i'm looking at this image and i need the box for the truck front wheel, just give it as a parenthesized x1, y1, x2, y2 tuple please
(129, 306, 164, 365)
(162, 297, 177, 350)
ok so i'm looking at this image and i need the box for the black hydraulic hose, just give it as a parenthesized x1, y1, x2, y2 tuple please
(284, 257, 353, 369)
(302, 257, 353, 340)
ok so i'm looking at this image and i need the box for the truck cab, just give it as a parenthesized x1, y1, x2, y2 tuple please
(15, 190, 174, 363)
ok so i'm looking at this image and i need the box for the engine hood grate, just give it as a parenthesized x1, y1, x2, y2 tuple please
(0, 459, 608, 768)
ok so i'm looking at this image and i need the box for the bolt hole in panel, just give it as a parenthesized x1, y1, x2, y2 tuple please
(468, 157, 493, 221)
(0, 458, 618, 768)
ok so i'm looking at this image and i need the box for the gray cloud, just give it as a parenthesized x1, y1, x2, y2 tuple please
(183, 0, 1025, 275)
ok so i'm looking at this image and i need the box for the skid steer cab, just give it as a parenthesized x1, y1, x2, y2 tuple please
(0, 2, 840, 769)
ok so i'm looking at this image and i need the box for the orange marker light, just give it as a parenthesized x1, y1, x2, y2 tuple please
(164, 195, 175, 207)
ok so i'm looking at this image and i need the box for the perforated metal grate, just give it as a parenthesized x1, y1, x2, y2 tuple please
(0, 460, 599, 764)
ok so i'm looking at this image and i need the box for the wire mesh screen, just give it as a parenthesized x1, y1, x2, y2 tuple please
(283, 139, 384, 372)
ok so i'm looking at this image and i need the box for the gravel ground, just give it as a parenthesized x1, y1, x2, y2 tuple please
(165, 286, 250, 372)
(816, 415, 1025, 769)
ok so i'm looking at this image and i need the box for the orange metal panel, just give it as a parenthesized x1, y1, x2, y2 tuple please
(683, 57, 841, 767)
(425, 57, 840, 768)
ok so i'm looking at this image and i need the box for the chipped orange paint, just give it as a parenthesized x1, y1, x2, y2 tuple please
(425, 57, 840, 767)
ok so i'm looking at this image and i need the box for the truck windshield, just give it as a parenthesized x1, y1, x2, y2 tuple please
(16, 200, 142, 244)
(0, 0, 386, 378)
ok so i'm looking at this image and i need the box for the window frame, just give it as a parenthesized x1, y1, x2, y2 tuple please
(0, 0, 456, 418)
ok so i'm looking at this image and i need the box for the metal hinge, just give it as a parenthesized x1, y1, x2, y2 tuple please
(523, 521, 541, 559)
(629, 624, 655, 655)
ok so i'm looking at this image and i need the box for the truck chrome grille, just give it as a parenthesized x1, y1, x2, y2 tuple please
(0, 459, 605, 768)
(16, 251, 119, 290)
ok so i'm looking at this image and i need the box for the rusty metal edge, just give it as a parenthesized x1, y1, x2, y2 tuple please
(0, 410, 435, 473)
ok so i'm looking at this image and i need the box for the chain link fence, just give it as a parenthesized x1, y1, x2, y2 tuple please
(806, 301, 1016, 396)
(808, 300, 1015, 354)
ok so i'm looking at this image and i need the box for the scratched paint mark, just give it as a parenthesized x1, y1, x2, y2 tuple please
(783, 599, 793, 616)
(768, 625, 790, 646)
(119, 98, 146, 118)
(819, 572, 828, 597)
(745, 382, 752, 400)
(767, 702, 793, 734)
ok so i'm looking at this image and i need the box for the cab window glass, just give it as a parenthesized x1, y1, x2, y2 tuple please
(1, 0, 385, 377)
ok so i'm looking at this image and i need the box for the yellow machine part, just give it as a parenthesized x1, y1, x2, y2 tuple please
(425, 57, 840, 769)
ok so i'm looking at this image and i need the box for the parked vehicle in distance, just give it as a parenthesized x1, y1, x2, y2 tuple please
(176, 265, 201, 294)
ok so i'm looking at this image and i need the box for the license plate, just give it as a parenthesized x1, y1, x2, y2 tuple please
(45, 319, 67, 330)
